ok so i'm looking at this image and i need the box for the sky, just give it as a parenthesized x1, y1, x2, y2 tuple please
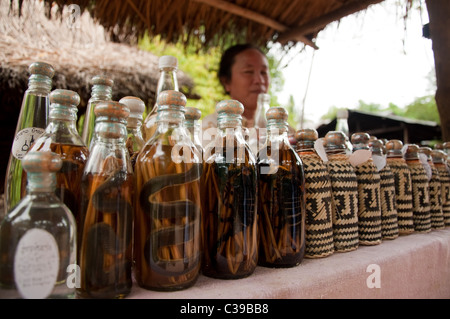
(269, 0, 435, 129)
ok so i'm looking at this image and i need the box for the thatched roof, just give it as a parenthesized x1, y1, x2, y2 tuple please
(42, 0, 385, 51)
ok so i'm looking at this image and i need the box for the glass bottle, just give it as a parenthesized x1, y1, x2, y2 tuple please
(120, 96, 146, 167)
(419, 147, 444, 230)
(4, 62, 54, 212)
(257, 107, 305, 267)
(0, 151, 76, 299)
(350, 132, 382, 246)
(432, 150, 450, 226)
(369, 138, 399, 240)
(385, 140, 414, 235)
(295, 128, 334, 258)
(185, 106, 203, 157)
(142, 55, 179, 142)
(77, 101, 134, 299)
(404, 144, 431, 233)
(134, 90, 202, 290)
(29, 89, 89, 223)
(335, 108, 352, 152)
(81, 75, 114, 149)
(201, 99, 258, 279)
(324, 131, 359, 252)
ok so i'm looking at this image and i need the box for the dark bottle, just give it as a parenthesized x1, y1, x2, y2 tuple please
(134, 90, 202, 290)
(0, 151, 76, 299)
(257, 107, 305, 267)
(324, 131, 359, 252)
(77, 101, 134, 299)
(295, 128, 334, 258)
(432, 150, 450, 226)
(4, 62, 54, 212)
(385, 140, 414, 235)
(201, 99, 258, 279)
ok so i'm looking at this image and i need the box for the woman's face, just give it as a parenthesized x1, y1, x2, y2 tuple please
(223, 48, 270, 119)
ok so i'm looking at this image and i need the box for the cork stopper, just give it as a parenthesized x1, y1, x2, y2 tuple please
(185, 107, 202, 121)
(94, 101, 130, 119)
(50, 89, 80, 107)
(385, 139, 404, 157)
(351, 132, 370, 151)
(432, 150, 446, 164)
(91, 74, 114, 87)
(29, 61, 55, 78)
(159, 55, 178, 69)
(324, 131, 347, 150)
(156, 90, 186, 112)
(404, 144, 420, 160)
(369, 138, 384, 156)
(295, 128, 318, 142)
(216, 99, 244, 116)
(266, 106, 288, 122)
(23, 151, 62, 174)
(119, 96, 145, 120)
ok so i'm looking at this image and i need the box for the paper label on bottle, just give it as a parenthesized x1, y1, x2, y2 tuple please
(14, 228, 60, 299)
(11, 127, 45, 160)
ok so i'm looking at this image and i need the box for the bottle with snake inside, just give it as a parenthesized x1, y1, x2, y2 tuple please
(134, 90, 202, 291)
(200, 99, 258, 279)
(77, 101, 134, 298)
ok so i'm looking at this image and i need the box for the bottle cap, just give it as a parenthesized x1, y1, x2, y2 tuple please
(336, 108, 348, 119)
(404, 144, 419, 160)
(185, 107, 202, 121)
(351, 132, 370, 151)
(432, 150, 446, 164)
(119, 96, 145, 120)
(266, 106, 288, 121)
(50, 89, 80, 107)
(324, 131, 347, 150)
(91, 74, 114, 87)
(156, 90, 186, 112)
(369, 139, 384, 155)
(216, 99, 244, 116)
(22, 151, 62, 174)
(94, 101, 130, 119)
(419, 147, 433, 161)
(29, 62, 55, 78)
(159, 55, 178, 69)
(295, 128, 318, 142)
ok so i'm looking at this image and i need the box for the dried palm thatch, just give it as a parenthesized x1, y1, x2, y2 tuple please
(39, 0, 385, 51)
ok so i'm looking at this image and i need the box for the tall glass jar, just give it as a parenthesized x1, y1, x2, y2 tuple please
(257, 107, 305, 267)
(81, 75, 114, 149)
(134, 90, 202, 290)
(295, 128, 334, 258)
(77, 101, 134, 299)
(324, 131, 359, 252)
(385, 140, 414, 235)
(142, 55, 179, 142)
(369, 139, 399, 239)
(350, 132, 382, 246)
(432, 150, 450, 226)
(201, 99, 258, 279)
(120, 96, 145, 167)
(0, 151, 76, 299)
(404, 144, 431, 233)
(4, 62, 54, 212)
(29, 89, 89, 222)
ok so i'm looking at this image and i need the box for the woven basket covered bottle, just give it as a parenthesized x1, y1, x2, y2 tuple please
(385, 140, 414, 235)
(404, 144, 431, 233)
(419, 147, 445, 229)
(431, 150, 450, 226)
(324, 131, 359, 252)
(350, 132, 382, 245)
(369, 138, 399, 239)
(295, 129, 334, 258)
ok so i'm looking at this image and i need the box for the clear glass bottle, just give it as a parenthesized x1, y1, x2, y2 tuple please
(81, 75, 114, 149)
(369, 138, 399, 240)
(142, 55, 179, 142)
(4, 62, 54, 212)
(432, 150, 450, 226)
(335, 108, 352, 152)
(350, 132, 382, 246)
(324, 131, 359, 252)
(201, 99, 258, 279)
(77, 101, 134, 299)
(134, 90, 202, 290)
(295, 128, 334, 258)
(404, 144, 431, 233)
(29, 89, 89, 223)
(385, 140, 414, 235)
(257, 107, 305, 267)
(120, 96, 145, 167)
(0, 151, 76, 299)
(185, 106, 203, 157)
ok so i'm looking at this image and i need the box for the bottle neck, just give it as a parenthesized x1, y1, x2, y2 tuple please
(217, 113, 242, 131)
(296, 140, 315, 152)
(156, 109, 184, 127)
(157, 68, 178, 94)
(27, 172, 56, 193)
(90, 85, 113, 102)
(94, 118, 128, 144)
(27, 74, 52, 95)
(336, 118, 349, 136)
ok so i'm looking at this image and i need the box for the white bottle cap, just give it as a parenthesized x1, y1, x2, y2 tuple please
(159, 55, 178, 69)
(119, 96, 145, 119)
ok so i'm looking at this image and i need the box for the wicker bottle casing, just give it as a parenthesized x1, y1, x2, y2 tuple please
(432, 150, 450, 226)
(385, 140, 415, 235)
(324, 131, 359, 252)
(420, 147, 445, 229)
(295, 129, 334, 258)
(351, 133, 382, 245)
(369, 139, 399, 239)
(404, 144, 431, 233)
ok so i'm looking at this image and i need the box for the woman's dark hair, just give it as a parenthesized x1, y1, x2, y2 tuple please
(218, 43, 266, 92)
